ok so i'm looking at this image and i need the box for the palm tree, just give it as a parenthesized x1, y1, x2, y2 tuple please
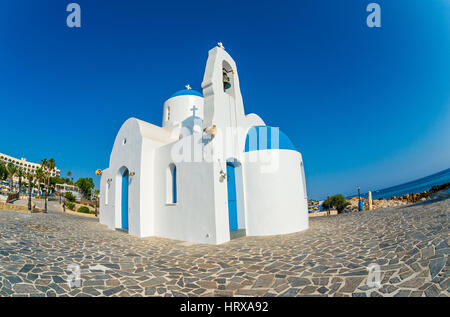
(16, 167, 24, 192)
(35, 168, 45, 198)
(6, 163, 16, 193)
(40, 158, 49, 212)
(26, 171, 35, 212)
(41, 158, 55, 212)
(68, 171, 73, 185)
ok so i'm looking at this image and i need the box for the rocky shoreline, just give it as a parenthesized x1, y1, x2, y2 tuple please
(343, 182, 450, 213)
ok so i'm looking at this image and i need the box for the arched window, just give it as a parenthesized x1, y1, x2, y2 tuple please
(166, 164, 177, 204)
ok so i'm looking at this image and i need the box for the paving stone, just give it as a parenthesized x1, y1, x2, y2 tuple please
(279, 288, 300, 297)
(429, 257, 446, 279)
(13, 283, 39, 294)
(103, 285, 124, 296)
(287, 277, 311, 287)
(340, 277, 364, 293)
(0, 197, 448, 297)
(424, 285, 440, 297)
(141, 277, 167, 288)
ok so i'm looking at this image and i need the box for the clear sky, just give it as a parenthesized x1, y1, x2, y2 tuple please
(0, 0, 449, 200)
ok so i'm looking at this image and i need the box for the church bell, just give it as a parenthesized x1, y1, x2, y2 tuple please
(223, 72, 231, 90)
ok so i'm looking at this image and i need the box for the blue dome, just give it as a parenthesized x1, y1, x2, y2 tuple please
(244, 126, 297, 152)
(170, 89, 203, 98)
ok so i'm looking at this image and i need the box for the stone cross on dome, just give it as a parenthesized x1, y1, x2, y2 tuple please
(185, 84, 192, 90)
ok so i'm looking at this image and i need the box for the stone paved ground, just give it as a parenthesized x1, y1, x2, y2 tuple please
(0, 197, 448, 297)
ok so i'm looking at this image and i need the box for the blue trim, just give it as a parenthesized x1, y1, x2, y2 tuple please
(244, 126, 296, 152)
(226, 163, 238, 231)
(121, 169, 129, 230)
(170, 89, 203, 98)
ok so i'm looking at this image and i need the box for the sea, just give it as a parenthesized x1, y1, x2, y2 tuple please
(355, 168, 450, 200)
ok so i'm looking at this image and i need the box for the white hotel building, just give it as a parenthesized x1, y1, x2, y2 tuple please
(0, 152, 61, 179)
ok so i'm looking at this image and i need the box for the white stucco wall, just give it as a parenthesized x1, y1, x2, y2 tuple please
(162, 94, 204, 131)
(243, 149, 309, 236)
(152, 140, 227, 244)
(99, 118, 176, 237)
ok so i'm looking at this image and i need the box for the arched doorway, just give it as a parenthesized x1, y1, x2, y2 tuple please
(121, 169, 129, 230)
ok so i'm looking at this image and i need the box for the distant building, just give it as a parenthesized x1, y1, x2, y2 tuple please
(0, 152, 61, 179)
(55, 184, 81, 198)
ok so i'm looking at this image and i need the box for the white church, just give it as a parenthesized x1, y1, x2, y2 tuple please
(99, 44, 309, 244)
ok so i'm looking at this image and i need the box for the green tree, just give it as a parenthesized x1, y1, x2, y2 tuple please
(65, 191, 76, 202)
(6, 163, 16, 192)
(322, 194, 350, 213)
(75, 177, 95, 199)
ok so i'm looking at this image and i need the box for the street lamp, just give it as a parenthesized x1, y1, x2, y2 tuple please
(95, 195, 98, 217)
(327, 194, 330, 215)
(28, 184, 32, 212)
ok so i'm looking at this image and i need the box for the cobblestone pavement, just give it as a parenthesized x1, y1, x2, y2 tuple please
(0, 197, 448, 297)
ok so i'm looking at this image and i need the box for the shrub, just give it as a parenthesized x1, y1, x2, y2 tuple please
(66, 202, 75, 210)
(322, 194, 350, 213)
(65, 191, 76, 202)
(78, 206, 91, 214)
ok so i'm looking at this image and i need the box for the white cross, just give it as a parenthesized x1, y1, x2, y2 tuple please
(190, 105, 198, 116)
(185, 84, 192, 90)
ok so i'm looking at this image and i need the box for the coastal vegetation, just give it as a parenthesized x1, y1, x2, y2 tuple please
(75, 177, 95, 199)
(65, 191, 76, 202)
(77, 206, 92, 214)
(6, 162, 16, 191)
(0, 162, 7, 181)
(322, 194, 350, 213)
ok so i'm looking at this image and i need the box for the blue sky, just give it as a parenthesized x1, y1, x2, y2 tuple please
(0, 0, 449, 200)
